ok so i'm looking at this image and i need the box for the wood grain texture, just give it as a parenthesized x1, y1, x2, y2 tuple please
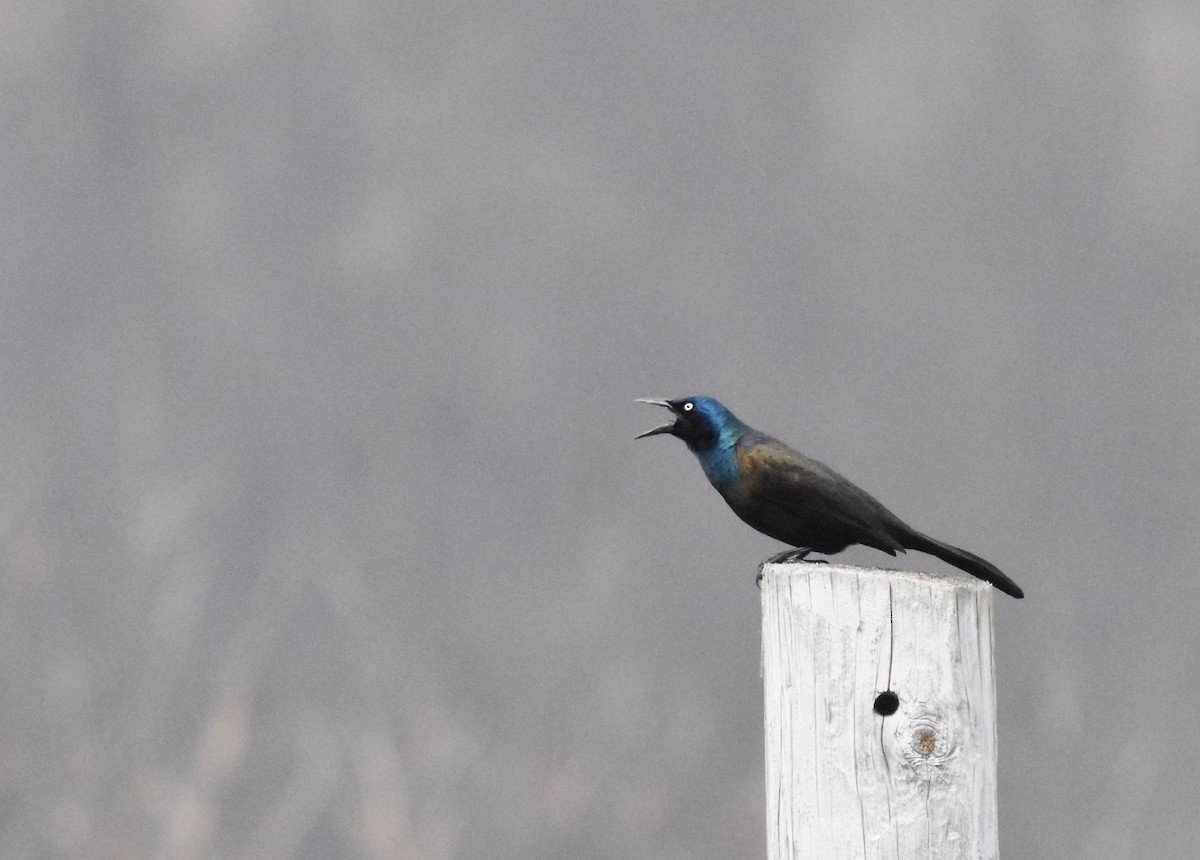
(761, 564, 998, 860)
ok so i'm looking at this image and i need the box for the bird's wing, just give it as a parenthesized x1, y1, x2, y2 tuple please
(735, 437, 907, 553)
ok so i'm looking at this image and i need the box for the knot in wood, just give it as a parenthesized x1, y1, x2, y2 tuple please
(897, 706, 958, 780)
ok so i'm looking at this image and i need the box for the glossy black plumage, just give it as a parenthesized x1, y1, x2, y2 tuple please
(637, 396, 1024, 599)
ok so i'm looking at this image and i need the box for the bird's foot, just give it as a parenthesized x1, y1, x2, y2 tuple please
(757, 548, 827, 588)
(763, 547, 823, 565)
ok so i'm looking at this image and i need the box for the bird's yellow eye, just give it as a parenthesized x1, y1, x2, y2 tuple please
(683, 402, 694, 411)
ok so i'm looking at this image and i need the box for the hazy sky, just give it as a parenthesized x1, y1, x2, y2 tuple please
(4, 2, 1199, 858)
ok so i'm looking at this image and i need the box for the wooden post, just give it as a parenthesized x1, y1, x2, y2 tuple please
(760, 563, 999, 860)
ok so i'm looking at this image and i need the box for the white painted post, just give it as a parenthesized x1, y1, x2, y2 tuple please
(761, 563, 999, 860)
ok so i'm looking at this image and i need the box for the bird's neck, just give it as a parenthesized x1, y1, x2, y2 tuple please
(689, 423, 747, 490)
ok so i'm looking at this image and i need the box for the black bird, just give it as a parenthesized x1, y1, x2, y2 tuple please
(636, 396, 1023, 598)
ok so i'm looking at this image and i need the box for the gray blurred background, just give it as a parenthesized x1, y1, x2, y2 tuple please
(4, 1, 1198, 858)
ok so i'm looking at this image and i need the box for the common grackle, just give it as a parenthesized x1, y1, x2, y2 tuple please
(636, 396, 1024, 598)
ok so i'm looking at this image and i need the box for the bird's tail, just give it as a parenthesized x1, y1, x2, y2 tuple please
(903, 531, 1024, 599)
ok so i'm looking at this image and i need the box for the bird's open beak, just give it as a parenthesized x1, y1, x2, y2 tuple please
(635, 398, 678, 439)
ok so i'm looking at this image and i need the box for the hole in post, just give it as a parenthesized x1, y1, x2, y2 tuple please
(873, 691, 899, 716)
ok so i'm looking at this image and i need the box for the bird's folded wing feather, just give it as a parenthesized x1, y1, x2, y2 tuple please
(737, 439, 906, 552)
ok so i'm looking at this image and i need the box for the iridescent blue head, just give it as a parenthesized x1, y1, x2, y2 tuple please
(635, 396, 748, 455)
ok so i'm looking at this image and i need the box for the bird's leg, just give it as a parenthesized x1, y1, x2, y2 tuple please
(765, 547, 821, 565)
(756, 547, 827, 587)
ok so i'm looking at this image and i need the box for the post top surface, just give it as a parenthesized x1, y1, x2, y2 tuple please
(759, 561, 992, 593)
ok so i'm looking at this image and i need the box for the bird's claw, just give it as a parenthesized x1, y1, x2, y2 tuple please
(764, 547, 819, 565)
(757, 548, 825, 588)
